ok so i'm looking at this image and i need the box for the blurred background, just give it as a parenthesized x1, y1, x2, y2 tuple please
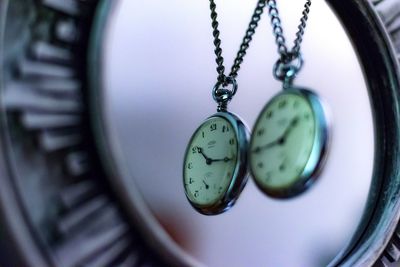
(101, 0, 374, 266)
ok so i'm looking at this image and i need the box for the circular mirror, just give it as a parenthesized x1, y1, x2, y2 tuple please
(93, 0, 375, 266)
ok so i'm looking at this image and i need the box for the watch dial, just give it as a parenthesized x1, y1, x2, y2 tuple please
(184, 116, 238, 207)
(250, 92, 317, 192)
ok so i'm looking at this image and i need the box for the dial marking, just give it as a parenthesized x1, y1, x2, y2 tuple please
(229, 138, 235, 145)
(210, 123, 217, 131)
(278, 100, 287, 109)
(257, 128, 265, 136)
(279, 163, 286, 172)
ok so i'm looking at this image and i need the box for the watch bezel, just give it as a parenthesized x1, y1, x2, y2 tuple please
(183, 111, 250, 215)
(249, 87, 330, 199)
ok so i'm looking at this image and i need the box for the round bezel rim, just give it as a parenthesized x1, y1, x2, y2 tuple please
(183, 111, 250, 215)
(249, 87, 330, 199)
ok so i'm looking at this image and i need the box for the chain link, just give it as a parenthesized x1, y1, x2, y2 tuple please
(209, 0, 266, 85)
(267, 0, 311, 62)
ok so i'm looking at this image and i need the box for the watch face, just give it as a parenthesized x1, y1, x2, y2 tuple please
(249, 89, 328, 198)
(183, 113, 246, 213)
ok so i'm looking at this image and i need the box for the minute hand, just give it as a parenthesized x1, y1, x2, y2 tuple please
(210, 156, 233, 163)
(252, 117, 299, 153)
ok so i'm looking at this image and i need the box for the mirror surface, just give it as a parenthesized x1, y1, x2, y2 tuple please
(100, 0, 374, 266)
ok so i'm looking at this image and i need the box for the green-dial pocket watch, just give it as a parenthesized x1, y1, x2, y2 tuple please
(250, 87, 329, 198)
(183, 106, 249, 215)
(183, 0, 266, 215)
(249, 0, 330, 198)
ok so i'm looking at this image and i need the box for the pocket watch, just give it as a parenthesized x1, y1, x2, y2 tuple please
(249, 87, 329, 198)
(183, 111, 249, 215)
(249, 0, 329, 198)
(182, 0, 266, 214)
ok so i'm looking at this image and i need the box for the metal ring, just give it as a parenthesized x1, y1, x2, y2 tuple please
(273, 52, 304, 84)
(212, 76, 238, 104)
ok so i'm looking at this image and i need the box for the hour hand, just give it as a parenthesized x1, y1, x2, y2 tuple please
(196, 147, 212, 165)
(197, 147, 207, 159)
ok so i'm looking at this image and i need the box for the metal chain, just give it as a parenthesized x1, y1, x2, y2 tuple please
(267, 0, 311, 62)
(209, 0, 266, 85)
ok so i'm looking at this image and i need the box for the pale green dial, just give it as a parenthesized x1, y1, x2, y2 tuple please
(184, 116, 238, 207)
(250, 92, 316, 190)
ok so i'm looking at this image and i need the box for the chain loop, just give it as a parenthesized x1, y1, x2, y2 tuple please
(267, 0, 311, 80)
(209, 0, 266, 86)
(212, 76, 238, 111)
(273, 52, 303, 86)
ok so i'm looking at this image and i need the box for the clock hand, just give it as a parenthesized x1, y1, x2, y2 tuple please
(281, 116, 299, 141)
(196, 147, 213, 165)
(210, 156, 234, 163)
(252, 138, 282, 153)
(202, 180, 210, 189)
(252, 116, 299, 154)
(198, 147, 234, 164)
